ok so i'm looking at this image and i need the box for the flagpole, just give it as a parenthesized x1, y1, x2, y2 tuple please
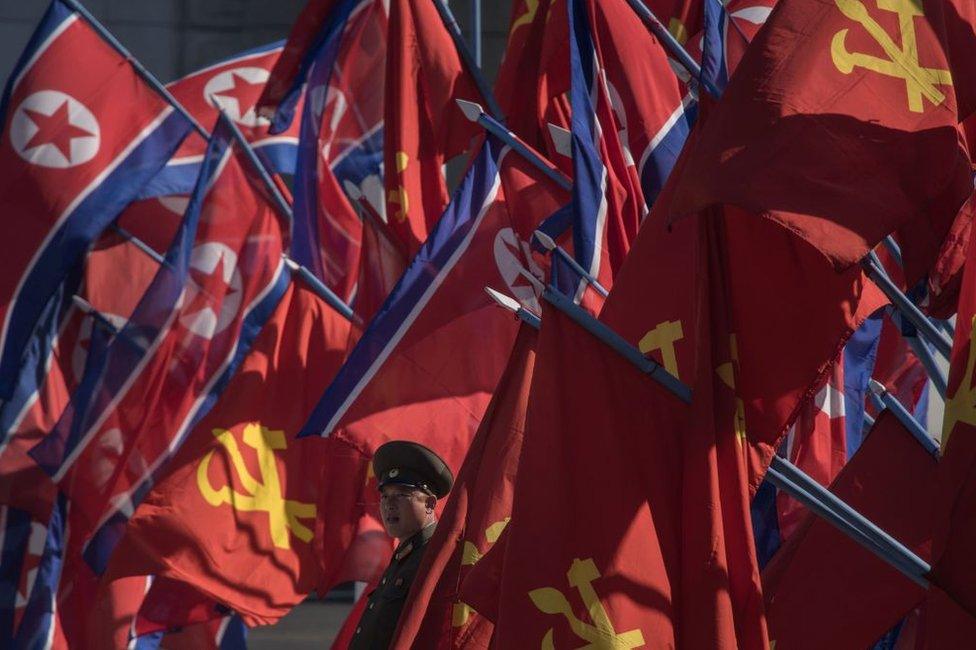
(431, 0, 504, 121)
(868, 379, 940, 457)
(211, 108, 358, 325)
(904, 334, 948, 399)
(471, 0, 482, 67)
(621, 0, 723, 100)
(61, 0, 208, 140)
(456, 100, 571, 191)
(533, 231, 610, 298)
(862, 252, 953, 358)
(485, 287, 541, 329)
(491, 282, 933, 586)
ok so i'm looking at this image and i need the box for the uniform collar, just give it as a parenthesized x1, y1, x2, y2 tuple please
(394, 522, 436, 562)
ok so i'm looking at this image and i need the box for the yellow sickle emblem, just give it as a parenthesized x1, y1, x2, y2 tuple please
(196, 423, 316, 550)
(830, 0, 953, 113)
(943, 315, 976, 447)
(529, 558, 645, 649)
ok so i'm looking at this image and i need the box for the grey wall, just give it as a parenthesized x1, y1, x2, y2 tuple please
(0, 0, 508, 86)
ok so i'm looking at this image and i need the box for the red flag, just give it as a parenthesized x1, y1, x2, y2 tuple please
(762, 411, 936, 649)
(490, 302, 766, 648)
(383, 0, 482, 252)
(671, 0, 975, 270)
(392, 325, 537, 649)
(926, 189, 975, 319)
(926, 193, 976, 635)
(776, 354, 847, 540)
(300, 136, 567, 483)
(107, 277, 352, 626)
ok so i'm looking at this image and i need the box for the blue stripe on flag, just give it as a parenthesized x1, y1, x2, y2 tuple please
(267, 0, 367, 134)
(28, 123, 232, 479)
(700, 0, 730, 92)
(0, 108, 193, 399)
(0, 0, 76, 127)
(291, 0, 361, 282)
(13, 493, 68, 650)
(843, 308, 884, 458)
(0, 505, 32, 644)
(638, 100, 694, 206)
(218, 614, 248, 650)
(566, 0, 606, 291)
(299, 137, 506, 437)
(0, 265, 82, 446)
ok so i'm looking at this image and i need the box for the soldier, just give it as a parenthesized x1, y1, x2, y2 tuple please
(349, 440, 454, 649)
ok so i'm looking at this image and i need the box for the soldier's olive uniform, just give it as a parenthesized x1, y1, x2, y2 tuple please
(348, 523, 436, 649)
(347, 440, 454, 650)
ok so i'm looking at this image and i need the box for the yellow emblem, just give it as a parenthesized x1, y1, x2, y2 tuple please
(943, 315, 976, 447)
(509, 0, 539, 36)
(452, 518, 511, 627)
(831, 0, 953, 113)
(388, 151, 410, 223)
(639, 320, 684, 380)
(196, 423, 316, 550)
(716, 334, 747, 444)
(528, 558, 645, 649)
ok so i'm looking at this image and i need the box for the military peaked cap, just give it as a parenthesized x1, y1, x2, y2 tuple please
(373, 441, 453, 498)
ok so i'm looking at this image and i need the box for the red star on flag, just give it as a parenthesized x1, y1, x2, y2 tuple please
(184, 254, 238, 317)
(22, 100, 95, 161)
(214, 72, 265, 119)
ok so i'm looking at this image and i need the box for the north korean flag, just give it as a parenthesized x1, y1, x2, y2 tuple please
(142, 41, 304, 199)
(289, 0, 387, 302)
(0, 0, 193, 399)
(299, 134, 567, 475)
(565, 0, 691, 303)
(29, 114, 291, 573)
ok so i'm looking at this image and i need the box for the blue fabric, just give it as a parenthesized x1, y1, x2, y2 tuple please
(13, 493, 68, 650)
(299, 137, 506, 437)
(844, 308, 885, 457)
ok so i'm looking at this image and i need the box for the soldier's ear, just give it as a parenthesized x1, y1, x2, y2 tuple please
(424, 495, 436, 512)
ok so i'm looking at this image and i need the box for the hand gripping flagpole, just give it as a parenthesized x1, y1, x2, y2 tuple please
(486, 282, 932, 587)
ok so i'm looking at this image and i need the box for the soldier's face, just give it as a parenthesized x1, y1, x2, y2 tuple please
(379, 485, 434, 540)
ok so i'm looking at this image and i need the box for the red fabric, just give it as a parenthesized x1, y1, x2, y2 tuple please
(926, 188, 975, 319)
(871, 312, 929, 414)
(107, 279, 352, 626)
(457, 525, 508, 627)
(600, 133, 886, 492)
(762, 411, 936, 649)
(491, 304, 766, 648)
(257, 0, 344, 111)
(776, 353, 847, 540)
(927, 214, 976, 631)
(392, 326, 537, 649)
(332, 142, 567, 490)
(494, 0, 573, 175)
(670, 0, 974, 271)
(59, 143, 289, 553)
(383, 0, 482, 253)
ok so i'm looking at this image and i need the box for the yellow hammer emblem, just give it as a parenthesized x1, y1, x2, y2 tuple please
(453, 518, 511, 627)
(529, 558, 645, 649)
(943, 316, 976, 447)
(831, 0, 953, 113)
(197, 423, 316, 550)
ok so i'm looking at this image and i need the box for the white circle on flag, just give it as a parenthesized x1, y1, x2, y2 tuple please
(205, 66, 270, 127)
(493, 227, 543, 313)
(180, 242, 243, 340)
(9, 90, 100, 168)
